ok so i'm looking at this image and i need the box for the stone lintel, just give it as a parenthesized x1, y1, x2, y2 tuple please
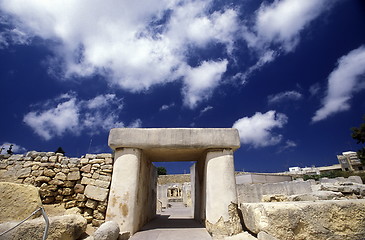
(108, 128, 240, 151)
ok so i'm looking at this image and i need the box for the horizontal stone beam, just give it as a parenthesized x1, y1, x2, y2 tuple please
(108, 128, 240, 151)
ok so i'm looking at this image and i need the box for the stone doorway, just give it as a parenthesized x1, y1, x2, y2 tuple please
(105, 128, 242, 237)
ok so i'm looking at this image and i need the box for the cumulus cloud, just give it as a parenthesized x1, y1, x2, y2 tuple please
(240, 0, 334, 80)
(182, 59, 228, 109)
(268, 90, 303, 104)
(1, 142, 27, 154)
(0, 0, 236, 108)
(232, 110, 288, 148)
(277, 140, 297, 153)
(312, 45, 365, 122)
(23, 93, 137, 140)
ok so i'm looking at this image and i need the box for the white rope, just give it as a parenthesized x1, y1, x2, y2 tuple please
(0, 206, 49, 240)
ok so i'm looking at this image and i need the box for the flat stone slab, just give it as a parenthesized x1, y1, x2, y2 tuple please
(240, 200, 365, 240)
(109, 128, 240, 162)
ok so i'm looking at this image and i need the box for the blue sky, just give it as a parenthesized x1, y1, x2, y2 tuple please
(1, 0, 365, 174)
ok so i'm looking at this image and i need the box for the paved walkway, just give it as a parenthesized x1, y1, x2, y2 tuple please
(129, 203, 212, 240)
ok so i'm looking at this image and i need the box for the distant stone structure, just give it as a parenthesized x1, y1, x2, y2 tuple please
(337, 151, 364, 171)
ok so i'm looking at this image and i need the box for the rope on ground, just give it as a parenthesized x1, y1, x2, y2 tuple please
(0, 206, 50, 240)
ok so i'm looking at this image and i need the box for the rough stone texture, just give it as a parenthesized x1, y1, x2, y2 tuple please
(237, 181, 312, 203)
(85, 185, 109, 201)
(0, 182, 42, 223)
(240, 200, 365, 240)
(258, 231, 280, 240)
(223, 232, 258, 240)
(92, 221, 120, 240)
(0, 214, 87, 240)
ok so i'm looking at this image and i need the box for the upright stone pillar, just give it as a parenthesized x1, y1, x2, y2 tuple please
(205, 149, 242, 236)
(106, 148, 141, 235)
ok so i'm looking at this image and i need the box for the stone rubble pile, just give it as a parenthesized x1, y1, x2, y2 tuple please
(0, 151, 114, 227)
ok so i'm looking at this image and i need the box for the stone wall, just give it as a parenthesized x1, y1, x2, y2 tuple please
(0, 151, 113, 227)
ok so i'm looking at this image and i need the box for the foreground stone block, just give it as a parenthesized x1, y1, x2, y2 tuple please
(85, 185, 109, 201)
(240, 200, 365, 240)
(0, 214, 87, 240)
(92, 221, 120, 240)
(0, 182, 42, 223)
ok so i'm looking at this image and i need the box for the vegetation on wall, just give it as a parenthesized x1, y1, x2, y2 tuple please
(157, 166, 167, 175)
(302, 170, 365, 182)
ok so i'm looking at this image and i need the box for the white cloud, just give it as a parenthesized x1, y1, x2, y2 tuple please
(23, 93, 136, 140)
(254, 0, 332, 52)
(160, 103, 175, 111)
(127, 119, 142, 128)
(232, 110, 288, 148)
(239, 0, 334, 81)
(268, 90, 303, 104)
(182, 59, 228, 109)
(312, 45, 365, 122)
(1, 142, 27, 154)
(200, 106, 213, 114)
(277, 140, 297, 153)
(0, 0, 235, 108)
(309, 83, 321, 97)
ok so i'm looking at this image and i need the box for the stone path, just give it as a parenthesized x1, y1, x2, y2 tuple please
(129, 203, 212, 240)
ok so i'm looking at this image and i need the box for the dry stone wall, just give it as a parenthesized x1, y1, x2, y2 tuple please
(0, 151, 113, 227)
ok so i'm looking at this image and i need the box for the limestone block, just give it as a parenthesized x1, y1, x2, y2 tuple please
(348, 176, 363, 184)
(77, 201, 86, 208)
(97, 153, 113, 158)
(62, 168, 70, 173)
(82, 173, 93, 178)
(81, 158, 89, 164)
(32, 169, 44, 177)
(258, 231, 279, 240)
(64, 180, 76, 187)
(0, 182, 42, 223)
(81, 177, 96, 185)
(40, 162, 55, 167)
(92, 221, 120, 240)
(49, 179, 64, 186)
(23, 176, 36, 185)
(224, 232, 258, 240)
(17, 167, 31, 178)
(69, 158, 81, 165)
(46, 151, 56, 157)
(92, 219, 105, 227)
(74, 184, 85, 193)
(105, 157, 113, 164)
(8, 154, 23, 161)
(31, 164, 40, 170)
(97, 204, 107, 213)
(62, 188, 74, 196)
(55, 172, 67, 180)
(90, 159, 105, 164)
(92, 172, 100, 179)
(43, 168, 56, 177)
(65, 200, 77, 209)
(76, 193, 87, 201)
(262, 194, 289, 202)
(81, 164, 92, 172)
(41, 156, 49, 162)
(94, 179, 110, 189)
(85, 185, 109, 201)
(26, 151, 38, 158)
(85, 154, 96, 159)
(69, 167, 80, 172)
(240, 200, 365, 240)
(99, 174, 112, 181)
(289, 191, 344, 201)
(35, 176, 51, 182)
(86, 199, 99, 209)
(93, 210, 106, 220)
(49, 156, 58, 162)
(67, 171, 81, 181)
(0, 214, 87, 240)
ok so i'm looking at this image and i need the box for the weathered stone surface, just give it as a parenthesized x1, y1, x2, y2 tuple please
(55, 172, 67, 180)
(224, 232, 258, 240)
(49, 179, 64, 186)
(94, 179, 110, 189)
(65, 200, 77, 209)
(17, 167, 31, 178)
(92, 219, 105, 227)
(90, 159, 105, 164)
(92, 221, 120, 240)
(258, 231, 279, 240)
(81, 164, 92, 172)
(0, 182, 42, 223)
(74, 183, 85, 193)
(0, 214, 87, 240)
(43, 168, 56, 177)
(289, 191, 344, 201)
(35, 176, 51, 182)
(67, 171, 81, 180)
(81, 177, 96, 185)
(86, 199, 99, 209)
(240, 200, 365, 240)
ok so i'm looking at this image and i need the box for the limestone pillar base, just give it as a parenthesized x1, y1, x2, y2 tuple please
(204, 149, 242, 236)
